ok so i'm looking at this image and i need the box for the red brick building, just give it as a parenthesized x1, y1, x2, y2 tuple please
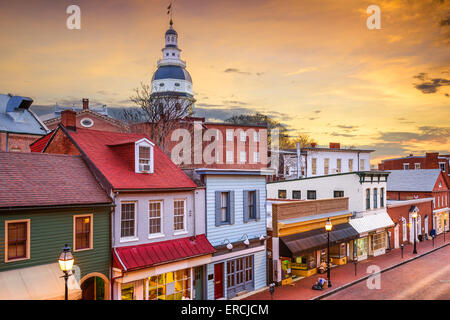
(131, 117, 269, 170)
(379, 152, 450, 187)
(386, 169, 449, 236)
(387, 198, 433, 248)
(42, 99, 129, 133)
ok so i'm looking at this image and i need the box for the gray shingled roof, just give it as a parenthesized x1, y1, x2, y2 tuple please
(387, 169, 441, 192)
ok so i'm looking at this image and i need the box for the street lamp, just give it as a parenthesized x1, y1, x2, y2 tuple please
(412, 212, 418, 254)
(325, 218, 333, 288)
(58, 244, 74, 300)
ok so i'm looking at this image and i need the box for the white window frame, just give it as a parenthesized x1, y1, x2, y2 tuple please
(226, 129, 233, 142)
(439, 162, 446, 172)
(226, 151, 234, 163)
(414, 163, 420, 169)
(253, 131, 259, 142)
(240, 151, 247, 163)
(253, 152, 260, 163)
(4, 219, 31, 263)
(240, 131, 246, 142)
(135, 138, 155, 174)
(148, 200, 164, 239)
(120, 201, 138, 242)
(360, 159, 365, 171)
(174, 199, 188, 235)
(403, 163, 410, 170)
(73, 214, 94, 252)
(348, 159, 353, 172)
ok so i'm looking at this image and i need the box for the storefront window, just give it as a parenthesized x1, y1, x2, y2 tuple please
(329, 243, 346, 258)
(292, 252, 316, 270)
(121, 283, 134, 300)
(147, 269, 191, 300)
(356, 237, 369, 258)
(372, 232, 386, 251)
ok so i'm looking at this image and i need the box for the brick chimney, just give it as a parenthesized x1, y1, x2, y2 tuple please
(82, 98, 89, 110)
(61, 110, 77, 131)
(329, 142, 340, 149)
(425, 152, 439, 169)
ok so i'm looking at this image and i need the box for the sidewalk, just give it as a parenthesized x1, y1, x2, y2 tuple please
(243, 234, 449, 300)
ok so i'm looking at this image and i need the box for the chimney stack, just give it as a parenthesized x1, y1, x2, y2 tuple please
(329, 142, 340, 149)
(425, 152, 439, 169)
(82, 98, 89, 110)
(61, 110, 77, 131)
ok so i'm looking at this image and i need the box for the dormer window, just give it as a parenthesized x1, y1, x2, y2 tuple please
(135, 139, 154, 173)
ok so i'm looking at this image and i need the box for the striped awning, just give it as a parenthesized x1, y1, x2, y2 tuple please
(279, 223, 359, 256)
(349, 211, 394, 235)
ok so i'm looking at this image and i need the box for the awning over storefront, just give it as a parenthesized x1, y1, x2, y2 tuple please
(279, 222, 359, 256)
(113, 234, 216, 272)
(0, 262, 81, 300)
(349, 211, 394, 235)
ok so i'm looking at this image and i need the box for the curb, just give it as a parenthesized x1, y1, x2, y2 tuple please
(311, 241, 450, 300)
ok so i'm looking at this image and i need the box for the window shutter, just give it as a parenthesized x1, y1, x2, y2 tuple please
(215, 191, 222, 227)
(255, 189, 260, 221)
(243, 190, 249, 223)
(229, 190, 235, 225)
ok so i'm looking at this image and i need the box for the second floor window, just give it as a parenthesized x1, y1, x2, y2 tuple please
(380, 188, 385, 207)
(403, 163, 410, 170)
(373, 188, 378, 209)
(324, 158, 329, 175)
(348, 159, 353, 172)
(75, 215, 92, 250)
(221, 192, 230, 223)
(312, 158, 317, 175)
(121, 203, 136, 238)
(174, 200, 186, 232)
(292, 190, 301, 199)
(278, 190, 287, 199)
(6, 221, 28, 261)
(336, 158, 342, 173)
(366, 189, 371, 210)
(149, 201, 162, 235)
(248, 191, 256, 220)
(440, 162, 446, 172)
(307, 190, 317, 200)
(334, 191, 344, 198)
(360, 159, 365, 171)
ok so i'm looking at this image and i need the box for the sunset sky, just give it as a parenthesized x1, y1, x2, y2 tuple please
(0, 0, 449, 164)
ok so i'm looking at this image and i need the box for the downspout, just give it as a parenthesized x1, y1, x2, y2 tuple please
(357, 151, 360, 171)
(110, 191, 118, 300)
(193, 189, 197, 238)
(5, 132, 8, 151)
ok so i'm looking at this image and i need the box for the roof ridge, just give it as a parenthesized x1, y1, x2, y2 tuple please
(0, 150, 81, 159)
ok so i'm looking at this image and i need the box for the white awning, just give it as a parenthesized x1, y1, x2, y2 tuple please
(349, 211, 394, 235)
(0, 262, 81, 300)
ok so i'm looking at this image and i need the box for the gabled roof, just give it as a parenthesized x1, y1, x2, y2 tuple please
(63, 127, 196, 190)
(387, 169, 443, 192)
(113, 234, 215, 271)
(30, 130, 56, 152)
(0, 151, 111, 208)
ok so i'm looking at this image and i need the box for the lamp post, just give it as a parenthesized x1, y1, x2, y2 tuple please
(58, 244, 74, 300)
(412, 212, 418, 254)
(325, 218, 333, 288)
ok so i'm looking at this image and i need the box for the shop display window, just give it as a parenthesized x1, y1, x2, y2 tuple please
(121, 283, 134, 300)
(372, 232, 386, 251)
(292, 253, 316, 270)
(147, 269, 191, 300)
(329, 243, 346, 258)
(356, 237, 369, 257)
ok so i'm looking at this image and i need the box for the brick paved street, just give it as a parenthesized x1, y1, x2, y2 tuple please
(244, 234, 450, 300)
(325, 244, 450, 300)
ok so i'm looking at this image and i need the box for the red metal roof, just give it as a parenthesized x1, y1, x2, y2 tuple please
(0, 151, 111, 208)
(65, 127, 197, 190)
(113, 234, 215, 271)
(30, 130, 55, 153)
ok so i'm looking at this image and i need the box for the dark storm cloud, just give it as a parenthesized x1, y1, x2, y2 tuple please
(413, 73, 450, 94)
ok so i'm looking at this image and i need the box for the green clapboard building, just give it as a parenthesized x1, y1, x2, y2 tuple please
(0, 151, 112, 300)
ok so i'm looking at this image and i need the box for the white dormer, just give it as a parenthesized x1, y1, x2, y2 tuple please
(135, 138, 155, 174)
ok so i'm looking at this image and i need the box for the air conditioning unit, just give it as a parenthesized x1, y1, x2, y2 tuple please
(140, 164, 151, 172)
